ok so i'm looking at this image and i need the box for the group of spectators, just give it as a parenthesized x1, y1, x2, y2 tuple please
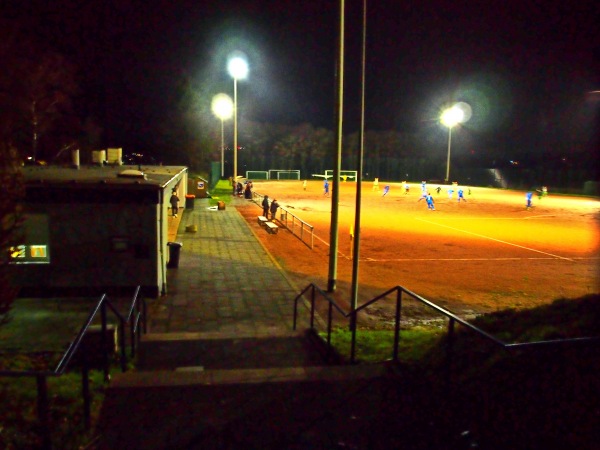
(261, 195, 279, 220)
(232, 179, 254, 199)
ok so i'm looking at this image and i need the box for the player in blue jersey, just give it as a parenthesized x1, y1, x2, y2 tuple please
(457, 189, 466, 202)
(382, 185, 390, 197)
(526, 191, 533, 209)
(324, 179, 330, 197)
(425, 193, 435, 210)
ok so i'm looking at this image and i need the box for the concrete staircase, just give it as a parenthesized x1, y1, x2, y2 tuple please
(95, 331, 403, 449)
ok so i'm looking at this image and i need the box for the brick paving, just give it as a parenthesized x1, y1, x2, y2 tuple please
(149, 197, 299, 335)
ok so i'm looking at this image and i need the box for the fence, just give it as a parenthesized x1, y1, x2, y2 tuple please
(293, 283, 600, 377)
(252, 191, 315, 249)
(0, 287, 147, 449)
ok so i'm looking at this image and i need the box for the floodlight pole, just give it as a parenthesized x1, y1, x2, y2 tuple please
(220, 117, 225, 178)
(445, 126, 452, 183)
(328, 0, 345, 293)
(233, 77, 238, 181)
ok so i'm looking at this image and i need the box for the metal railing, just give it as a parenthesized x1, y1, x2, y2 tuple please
(252, 191, 315, 249)
(0, 287, 147, 449)
(293, 283, 600, 368)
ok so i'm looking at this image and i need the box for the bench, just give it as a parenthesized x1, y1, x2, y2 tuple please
(265, 221, 279, 234)
(257, 216, 269, 228)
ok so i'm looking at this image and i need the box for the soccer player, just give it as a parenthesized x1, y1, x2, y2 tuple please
(425, 193, 435, 210)
(447, 188, 454, 199)
(457, 189, 466, 202)
(372, 177, 379, 191)
(324, 179, 330, 197)
(404, 182, 410, 194)
(303, 180, 307, 191)
(526, 192, 533, 209)
(382, 185, 390, 197)
(417, 191, 427, 202)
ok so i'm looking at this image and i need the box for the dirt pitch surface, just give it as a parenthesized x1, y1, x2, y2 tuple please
(238, 180, 599, 319)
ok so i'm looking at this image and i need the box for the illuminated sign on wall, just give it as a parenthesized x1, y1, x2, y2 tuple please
(10, 214, 50, 264)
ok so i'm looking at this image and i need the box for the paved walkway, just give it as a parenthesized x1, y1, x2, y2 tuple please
(148, 197, 300, 335)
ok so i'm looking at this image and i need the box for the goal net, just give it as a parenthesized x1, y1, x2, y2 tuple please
(325, 170, 358, 181)
(246, 171, 269, 180)
(268, 169, 301, 180)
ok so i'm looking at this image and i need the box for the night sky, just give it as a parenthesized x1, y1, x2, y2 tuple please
(5, 0, 600, 162)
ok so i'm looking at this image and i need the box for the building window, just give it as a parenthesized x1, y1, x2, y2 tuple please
(10, 214, 50, 264)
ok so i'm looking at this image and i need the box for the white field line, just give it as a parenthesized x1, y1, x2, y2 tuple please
(362, 257, 599, 262)
(416, 217, 574, 261)
(429, 214, 557, 220)
(311, 217, 590, 262)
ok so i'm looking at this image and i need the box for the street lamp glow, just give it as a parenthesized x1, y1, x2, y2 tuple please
(227, 57, 248, 80)
(227, 56, 248, 182)
(441, 106, 464, 128)
(441, 102, 471, 183)
(211, 93, 233, 178)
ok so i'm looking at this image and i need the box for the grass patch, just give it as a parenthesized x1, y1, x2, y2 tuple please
(0, 370, 106, 449)
(0, 297, 131, 448)
(324, 326, 445, 363)
(207, 179, 237, 206)
(321, 295, 600, 448)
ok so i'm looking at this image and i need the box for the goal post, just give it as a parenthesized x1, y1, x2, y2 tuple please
(246, 171, 269, 180)
(268, 169, 301, 180)
(325, 170, 358, 181)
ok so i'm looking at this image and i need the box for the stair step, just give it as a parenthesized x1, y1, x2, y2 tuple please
(110, 364, 386, 388)
(97, 364, 393, 450)
(137, 330, 331, 371)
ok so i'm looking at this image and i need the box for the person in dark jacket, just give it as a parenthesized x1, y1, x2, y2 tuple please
(270, 198, 280, 220)
(170, 191, 179, 217)
(262, 195, 270, 218)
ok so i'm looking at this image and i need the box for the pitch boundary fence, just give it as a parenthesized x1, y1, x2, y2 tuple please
(252, 191, 314, 249)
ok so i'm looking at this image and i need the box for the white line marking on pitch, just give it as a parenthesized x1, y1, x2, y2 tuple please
(435, 215, 557, 220)
(363, 257, 597, 262)
(415, 217, 574, 261)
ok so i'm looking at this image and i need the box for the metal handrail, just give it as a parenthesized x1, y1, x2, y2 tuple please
(294, 283, 600, 365)
(0, 287, 147, 449)
(252, 191, 315, 249)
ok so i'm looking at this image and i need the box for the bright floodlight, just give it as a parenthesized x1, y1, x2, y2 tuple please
(227, 57, 248, 80)
(441, 102, 471, 183)
(211, 93, 233, 120)
(441, 106, 464, 128)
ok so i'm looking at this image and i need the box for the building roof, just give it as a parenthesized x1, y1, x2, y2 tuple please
(23, 164, 188, 189)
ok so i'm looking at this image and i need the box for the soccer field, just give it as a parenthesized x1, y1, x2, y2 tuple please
(240, 180, 600, 315)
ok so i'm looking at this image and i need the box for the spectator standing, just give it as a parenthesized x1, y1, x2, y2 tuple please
(170, 191, 179, 217)
(270, 198, 280, 220)
(262, 195, 270, 218)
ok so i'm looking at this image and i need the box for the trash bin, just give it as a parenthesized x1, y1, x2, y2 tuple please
(185, 194, 195, 210)
(167, 242, 183, 268)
